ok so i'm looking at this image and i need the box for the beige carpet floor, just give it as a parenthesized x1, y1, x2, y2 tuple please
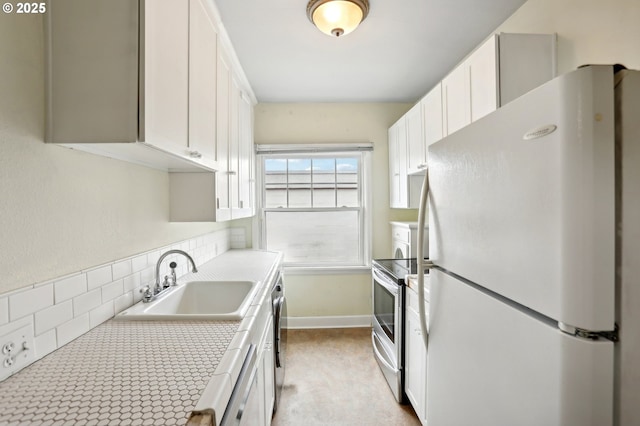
(272, 328, 421, 426)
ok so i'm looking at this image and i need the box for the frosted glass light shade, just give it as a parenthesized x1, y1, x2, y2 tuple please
(307, 0, 370, 38)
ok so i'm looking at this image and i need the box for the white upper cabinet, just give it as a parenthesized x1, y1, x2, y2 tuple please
(188, 0, 218, 162)
(229, 77, 241, 212)
(170, 46, 256, 223)
(406, 103, 426, 175)
(468, 35, 499, 122)
(390, 33, 555, 209)
(390, 117, 423, 209)
(44, 0, 254, 172)
(143, 0, 190, 152)
(422, 83, 444, 150)
(442, 61, 471, 136)
(443, 33, 557, 137)
(388, 122, 403, 209)
(237, 93, 255, 217)
(214, 44, 233, 221)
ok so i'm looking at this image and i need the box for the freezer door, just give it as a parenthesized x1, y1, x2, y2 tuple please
(427, 66, 615, 331)
(426, 270, 614, 426)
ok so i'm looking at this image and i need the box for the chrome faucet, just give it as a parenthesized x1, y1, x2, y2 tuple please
(141, 249, 198, 302)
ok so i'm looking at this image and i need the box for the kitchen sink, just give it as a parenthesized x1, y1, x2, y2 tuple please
(115, 280, 259, 320)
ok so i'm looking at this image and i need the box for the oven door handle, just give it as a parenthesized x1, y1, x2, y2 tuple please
(372, 332, 396, 372)
(372, 268, 399, 294)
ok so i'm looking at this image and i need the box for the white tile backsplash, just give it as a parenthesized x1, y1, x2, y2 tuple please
(89, 301, 114, 329)
(86, 265, 113, 290)
(131, 254, 148, 273)
(54, 274, 87, 303)
(230, 228, 246, 249)
(123, 273, 141, 296)
(112, 259, 132, 281)
(9, 284, 54, 321)
(34, 329, 57, 359)
(147, 249, 161, 267)
(72, 289, 102, 317)
(0, 228, 236, 382)
(114, 292, 133, 314)
(140, 266, 155, 287)
(0, 317, 33, 342)
(57, 314, 90, 347)
(35, 301, 73, 336)
(101, 279, 123, 302)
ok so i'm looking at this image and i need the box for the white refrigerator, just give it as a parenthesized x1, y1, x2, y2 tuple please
(422, 65, 639, 426)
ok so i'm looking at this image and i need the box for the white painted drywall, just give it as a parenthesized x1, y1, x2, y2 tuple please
(496, 0, 640, 73)
(0, 14, 226, 295)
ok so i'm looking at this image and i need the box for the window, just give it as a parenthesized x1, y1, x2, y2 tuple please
(257, 145, 371, 268)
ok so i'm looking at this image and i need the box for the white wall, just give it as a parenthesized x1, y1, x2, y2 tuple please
(497, 0, 640, 73)
(254, 103, 416, 319)
(0, 14, 227, 295)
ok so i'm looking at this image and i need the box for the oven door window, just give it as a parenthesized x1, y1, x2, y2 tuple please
(374, 280, 396, 344)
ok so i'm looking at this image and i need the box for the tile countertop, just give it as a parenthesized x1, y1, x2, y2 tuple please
(0, 249, 282, 426)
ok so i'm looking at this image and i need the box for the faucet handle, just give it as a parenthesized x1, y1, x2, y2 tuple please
(162, 275, 171, 289)
(140, 286, 153, 303)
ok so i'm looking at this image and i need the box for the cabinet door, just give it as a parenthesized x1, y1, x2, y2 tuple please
(143, 0, 189, 150)
(406, 103, 425, 175)
(389, 117, 410, 208)
(237, 92, 255, 218)
(396, 120, 408, 207)
(215, 45, 232, 221)
(422, 82, 444, 166)
(405, 289, 427, 424)
(469, 35, 499, 122)
(188, 0, 217, 161)
(263, 316, 275, 422)
(229, 77, 241, 211)
(389, 123, 402, 208)
(442, 63, 470, 136)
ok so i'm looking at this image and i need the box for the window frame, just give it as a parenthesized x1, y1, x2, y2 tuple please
(255, 144, 372, 272)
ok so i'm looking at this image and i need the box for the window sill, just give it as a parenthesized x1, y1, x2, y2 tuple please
(283, 265, 372, 275)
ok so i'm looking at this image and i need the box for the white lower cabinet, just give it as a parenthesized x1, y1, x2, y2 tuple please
(222, 298, 275, 426)
(259, 315, 275, 425)
(405, 285, 428, 425)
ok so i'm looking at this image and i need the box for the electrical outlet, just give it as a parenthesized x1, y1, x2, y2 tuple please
(0, 324, 35, 381)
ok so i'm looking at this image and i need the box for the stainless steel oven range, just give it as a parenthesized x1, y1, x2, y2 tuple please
(371, 258, 427, 403)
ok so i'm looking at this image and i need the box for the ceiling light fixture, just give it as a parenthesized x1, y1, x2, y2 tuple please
(306, 0, 370, 38)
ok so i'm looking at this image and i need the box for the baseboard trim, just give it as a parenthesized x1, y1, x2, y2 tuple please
(284, 315, 372, 329)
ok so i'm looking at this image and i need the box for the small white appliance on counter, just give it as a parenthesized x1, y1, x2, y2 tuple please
(390, 222, 428, 259)
(415, 65, 639, 426)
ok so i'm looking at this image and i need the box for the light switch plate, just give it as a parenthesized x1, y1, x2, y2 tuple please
(0, 324, 35, 381)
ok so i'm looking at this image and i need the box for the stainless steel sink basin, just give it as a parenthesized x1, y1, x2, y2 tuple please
(115, 280, 259, 320)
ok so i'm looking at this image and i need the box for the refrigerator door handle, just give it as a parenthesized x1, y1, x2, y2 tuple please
(417, 168, 431, 350)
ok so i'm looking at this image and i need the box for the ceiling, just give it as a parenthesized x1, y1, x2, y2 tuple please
(214, 0, 528, 103)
